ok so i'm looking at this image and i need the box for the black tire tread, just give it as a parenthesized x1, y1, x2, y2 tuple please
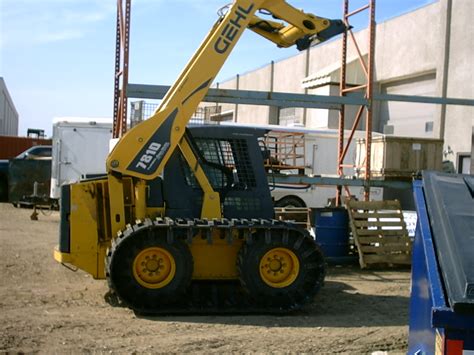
(237, 228, 325, 310)
(106, 217, 325, 314)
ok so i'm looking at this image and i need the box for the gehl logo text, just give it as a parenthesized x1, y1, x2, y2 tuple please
(214, 4, 254, 54)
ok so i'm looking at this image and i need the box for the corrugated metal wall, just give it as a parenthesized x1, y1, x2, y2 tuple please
(0, 77, 19, 136)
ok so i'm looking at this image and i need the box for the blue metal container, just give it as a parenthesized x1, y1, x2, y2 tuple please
(409, 173, 474, 354)
(313, 208, 349, 258)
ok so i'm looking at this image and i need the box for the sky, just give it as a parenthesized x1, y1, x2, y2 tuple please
(0, 0, 436, 137)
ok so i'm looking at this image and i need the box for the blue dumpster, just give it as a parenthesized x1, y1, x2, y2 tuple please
(409, 172, 474, 354)
(313, 208, 349, 258)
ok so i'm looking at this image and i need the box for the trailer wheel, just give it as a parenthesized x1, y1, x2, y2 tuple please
(275, 196, 306, 208)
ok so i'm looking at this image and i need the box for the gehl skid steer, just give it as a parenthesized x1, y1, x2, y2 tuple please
(54, 0, 346, 314)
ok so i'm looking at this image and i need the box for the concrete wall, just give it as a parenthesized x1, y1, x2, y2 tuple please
(374, 4, 438, 82)
(440, 0, 474, 170)
(215, 77, 237, 119)
(237, 64, 272, 125)
(0, 77, 19, 136)
(306, 85, 331, 128)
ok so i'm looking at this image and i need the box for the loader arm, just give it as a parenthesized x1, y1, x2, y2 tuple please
(107, 0, 345, 180)
(106, 0, 346, 232)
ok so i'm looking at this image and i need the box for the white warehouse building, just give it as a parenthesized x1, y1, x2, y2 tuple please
(212, 0, 473, 174)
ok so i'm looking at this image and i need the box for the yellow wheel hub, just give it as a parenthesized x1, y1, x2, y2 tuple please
(133, 247, 176, 289)
(259, 248, 300, 288)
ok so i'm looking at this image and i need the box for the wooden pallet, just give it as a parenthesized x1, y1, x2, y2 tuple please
(346, 200, 412, 269)
(274, 207, 311, 229)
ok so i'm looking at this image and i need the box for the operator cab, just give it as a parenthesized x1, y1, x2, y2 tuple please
(162, 125, 274, 219)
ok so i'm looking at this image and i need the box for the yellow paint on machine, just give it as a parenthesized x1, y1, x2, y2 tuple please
(133, 246, 176, 288)
(190, 233, 244, 279)
(54, 179, 243, 280)
(54, 180, 110, 279)
(259, 248, 300, 288)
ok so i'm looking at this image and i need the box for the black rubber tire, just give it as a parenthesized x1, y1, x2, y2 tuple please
(107, 221, 193, 311)
(237, 228, 325, 309)
(274, 196, 306, 208)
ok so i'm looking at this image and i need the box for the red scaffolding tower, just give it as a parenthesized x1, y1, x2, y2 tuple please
(113, 0, 131, 139)
(337, 0, 376, 204)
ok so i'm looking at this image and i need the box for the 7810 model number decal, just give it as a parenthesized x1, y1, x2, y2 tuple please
(135, 142, 170, 171)
(135, 142, 161, 170)
(127, 108, 178, 175)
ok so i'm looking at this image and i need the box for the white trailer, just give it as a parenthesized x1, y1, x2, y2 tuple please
(270, 126, 384, 208)
(50, 118, 112, 199)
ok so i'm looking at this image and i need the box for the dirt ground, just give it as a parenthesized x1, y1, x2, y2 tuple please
(0, 203, 411, 354)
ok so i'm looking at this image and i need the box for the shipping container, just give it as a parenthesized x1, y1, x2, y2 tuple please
(0, 135, 52, 159)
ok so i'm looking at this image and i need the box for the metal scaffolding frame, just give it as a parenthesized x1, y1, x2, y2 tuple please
(337, 0, 376, 204)
(113, 0, 131, 139)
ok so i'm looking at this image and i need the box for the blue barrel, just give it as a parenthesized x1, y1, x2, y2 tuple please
(312, 208, 349, 258)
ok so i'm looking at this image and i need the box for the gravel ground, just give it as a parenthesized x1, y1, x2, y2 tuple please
(0, 203, 411, 354)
